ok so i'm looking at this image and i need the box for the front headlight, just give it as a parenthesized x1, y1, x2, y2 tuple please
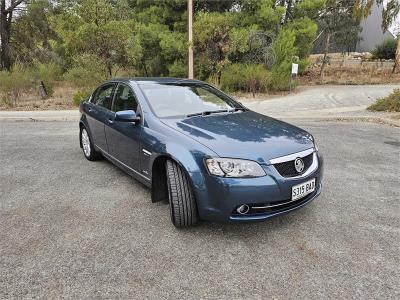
(205, 158, 266, 178)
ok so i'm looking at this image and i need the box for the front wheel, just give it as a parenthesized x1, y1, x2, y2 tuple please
(166, 160, 199, 228)
(80, 127, 101, 161)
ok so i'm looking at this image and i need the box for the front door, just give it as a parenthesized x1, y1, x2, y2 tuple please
(105, 83, 142, 171)
(85, 83, 116, 152)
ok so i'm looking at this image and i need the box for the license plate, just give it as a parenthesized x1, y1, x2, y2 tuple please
(291, 178, 316, 201)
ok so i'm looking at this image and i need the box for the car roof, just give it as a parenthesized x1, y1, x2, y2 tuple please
(105, 77, 204, 85)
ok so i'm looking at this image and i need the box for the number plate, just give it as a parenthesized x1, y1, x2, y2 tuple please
(291, 178, 316, 201)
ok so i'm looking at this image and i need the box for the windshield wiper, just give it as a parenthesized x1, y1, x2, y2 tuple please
(186, 107, 247, 118)
(187, 109, 230, 117)
(229, 107, 247, 112)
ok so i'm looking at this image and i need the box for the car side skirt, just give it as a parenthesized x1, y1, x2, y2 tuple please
(95, 144, 152, 187)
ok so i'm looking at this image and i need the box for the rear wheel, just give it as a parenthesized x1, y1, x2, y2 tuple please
(80, 127, 101, 161)
(166, 160, 199, 227)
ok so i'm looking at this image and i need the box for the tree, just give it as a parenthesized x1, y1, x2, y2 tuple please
(73, 21, 141, 76)
(193, 0, 323, 87)
(12, 0, 58, 65)
(0, 0, 26, 70)
(353, 0, 400, 73)
(0, 0, 333, 92)
(318, 0, 361, 81)
(52, 0, 143, 77)
(194, 12, 243, 85)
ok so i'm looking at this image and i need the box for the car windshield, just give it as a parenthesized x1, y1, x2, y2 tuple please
(139, 82, 242, 118)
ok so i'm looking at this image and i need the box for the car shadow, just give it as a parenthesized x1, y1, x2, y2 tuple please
(81, 152, 317, 238)
(195, 206, 315, 235)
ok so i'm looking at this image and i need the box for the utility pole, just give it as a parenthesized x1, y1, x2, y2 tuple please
(188, 0, 194, 79)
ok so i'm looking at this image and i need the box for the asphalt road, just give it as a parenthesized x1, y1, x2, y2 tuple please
(0, 121, 399, 299)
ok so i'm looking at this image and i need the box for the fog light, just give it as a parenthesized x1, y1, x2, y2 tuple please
(237, 204, 250, 215)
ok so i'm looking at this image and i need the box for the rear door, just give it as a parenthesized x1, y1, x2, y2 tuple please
(85, 83, 116, 152)
(105, 83, 142, 171)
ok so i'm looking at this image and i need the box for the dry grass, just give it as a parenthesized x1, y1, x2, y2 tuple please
(391, 113, 400, 120)
(368, 89, 400, 112)
(302, 53, 400, 85)
(0, 83, 76, 111)
(299, 66, 400, 85)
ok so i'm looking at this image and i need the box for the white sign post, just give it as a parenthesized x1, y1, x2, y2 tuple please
(291, 63, 299, 75)
(290, 63, 299, 93)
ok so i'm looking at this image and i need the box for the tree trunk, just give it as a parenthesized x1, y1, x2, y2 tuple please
(142, 60, 148, 77)
(284, 0, 293, 24)
(216, 70, 221, 87)
(107, 64, 112, 77)
(0, 1, 12, 71)
(320, 32, 331, 82)
(392, 38, 400, 74)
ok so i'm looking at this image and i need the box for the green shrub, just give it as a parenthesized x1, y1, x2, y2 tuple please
(372, 39, 397, 60)
(0, 62, 63, 104)
(34, 61, 63, 82)
(168, 60, 187, 78)
(269, 28, 298, 91)
(271, 61, 291, 91)
(72, 89, 92, 106)
(220, 64, 270, 95)
(272, 29, 297, 65)
(27, 62, 63, 98)
(220, 64, 245, 92)
(367, 89, 400, 112)
(64, 54, 107, 88)
(298, 58, 310, 74)
(0, 64, 32, 106)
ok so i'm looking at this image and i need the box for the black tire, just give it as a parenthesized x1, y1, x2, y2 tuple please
(80, 126, 102, 161)
(166, 160, 199, 227)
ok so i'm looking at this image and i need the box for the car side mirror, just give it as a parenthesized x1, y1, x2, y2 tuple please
(115, 110, 141, 123)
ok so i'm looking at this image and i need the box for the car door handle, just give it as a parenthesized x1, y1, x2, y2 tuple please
(107, 118, 114, 125)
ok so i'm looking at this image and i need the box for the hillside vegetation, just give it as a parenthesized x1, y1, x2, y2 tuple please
(0, 0, 399, 109)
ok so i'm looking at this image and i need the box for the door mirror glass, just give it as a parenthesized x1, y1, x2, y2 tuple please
(115, 110, 141, 123)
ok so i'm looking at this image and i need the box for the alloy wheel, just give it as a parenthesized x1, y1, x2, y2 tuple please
(81, 129, 91, 157)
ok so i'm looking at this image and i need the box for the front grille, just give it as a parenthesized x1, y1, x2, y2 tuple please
(273, 153, 313, 177)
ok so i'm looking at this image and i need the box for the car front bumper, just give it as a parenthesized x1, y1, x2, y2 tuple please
(193, 153, 323, 223)
(229, 183, 322, 222)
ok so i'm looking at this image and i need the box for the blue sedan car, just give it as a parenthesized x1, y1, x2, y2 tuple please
(79, 78, 323, 227)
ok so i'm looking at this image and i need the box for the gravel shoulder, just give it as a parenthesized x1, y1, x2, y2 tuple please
(0, 121, 399, 299)
(244, 85, 400, 126)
